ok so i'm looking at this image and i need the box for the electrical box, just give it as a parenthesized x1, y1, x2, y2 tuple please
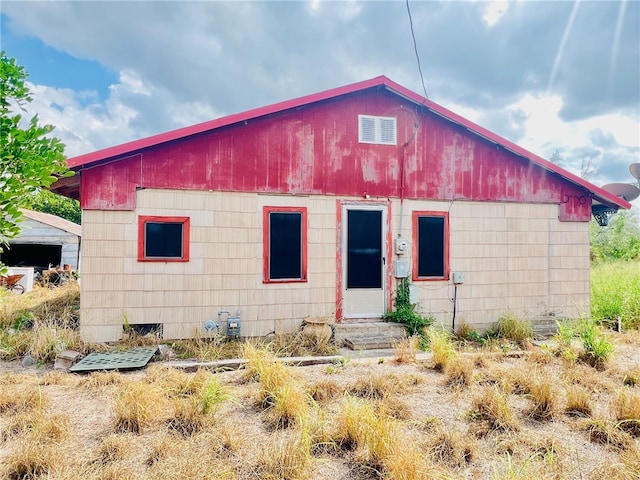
(452, 272, 464, 284)
(394, 259, 409, 278)
(395, 238, 409, 255)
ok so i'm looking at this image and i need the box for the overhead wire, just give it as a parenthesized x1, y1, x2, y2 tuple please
(406, 0, 429, 101)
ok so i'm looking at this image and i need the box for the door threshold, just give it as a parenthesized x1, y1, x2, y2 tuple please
(339, 317, 385, 324)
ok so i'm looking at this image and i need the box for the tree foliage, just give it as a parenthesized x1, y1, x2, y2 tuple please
(1, 51, 70, 266)
(24, 189, 81, 225)
(590, 210, 640, 261)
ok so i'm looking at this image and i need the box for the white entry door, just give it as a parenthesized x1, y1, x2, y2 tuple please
(341, 204, 386, 319)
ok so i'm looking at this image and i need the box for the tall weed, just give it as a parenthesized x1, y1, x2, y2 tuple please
(591, 261, 640, 330)
(579, 319, 614, 369)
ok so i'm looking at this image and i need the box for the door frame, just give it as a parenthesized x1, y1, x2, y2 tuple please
(335, 199, 393, 322)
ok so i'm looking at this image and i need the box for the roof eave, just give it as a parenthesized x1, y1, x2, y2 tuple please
(64, 75, 631, 211)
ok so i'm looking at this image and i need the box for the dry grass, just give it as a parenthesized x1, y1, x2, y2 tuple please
(393, 336, 418, 363)
(622, 365, 640, 387)
(0, 383, 44, 414)
(80, 370, 129, 389)
(470, 386, 520, 434)
(1, 410, 70, 443)
(496, 314, 533, 344)
(526, 376, 559, 420)
(427, 328, 457, 371)
(565, 385, 593, 417)
(427, 426, 476, 468)
(582, 417, 633, 450)
(4, 440, 64, 480)
(614, 388, 640, 437)
(257, 428, 313, 480)
(2, 286, 640, 480)
(308, 378, 342, 403)
(444, 355, 474, 388)
(349, 371, 419, 399)
(113, 381, 163, 434)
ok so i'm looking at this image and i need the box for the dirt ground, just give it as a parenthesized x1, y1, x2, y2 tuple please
(1, 333, 639, 480)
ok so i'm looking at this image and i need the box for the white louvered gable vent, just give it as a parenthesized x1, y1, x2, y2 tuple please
(358, 115, 397, 145)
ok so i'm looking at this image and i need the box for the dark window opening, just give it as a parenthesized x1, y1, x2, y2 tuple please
(0, 244, 62, 272)
(415, 214, 447, 279)
(347, 209, 382, 289)
(145, 222, 183, 258)
(269, 212, 302, 280)
(138, 216, 190, 262)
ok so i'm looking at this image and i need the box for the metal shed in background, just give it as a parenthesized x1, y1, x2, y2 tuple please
(1, 209, 81, 272)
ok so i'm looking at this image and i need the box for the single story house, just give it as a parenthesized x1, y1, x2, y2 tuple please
(51, 76, 630, 343)
(1, 209, 81, 272)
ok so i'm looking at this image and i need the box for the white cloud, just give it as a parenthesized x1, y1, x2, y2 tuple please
(26, 70, 220, 157)
(482, 0, 509, 27)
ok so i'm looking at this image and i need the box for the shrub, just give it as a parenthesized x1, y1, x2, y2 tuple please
(386, 278, 434, 337)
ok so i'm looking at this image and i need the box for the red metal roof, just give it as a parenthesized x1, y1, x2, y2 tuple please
(64, 75, 630, 210)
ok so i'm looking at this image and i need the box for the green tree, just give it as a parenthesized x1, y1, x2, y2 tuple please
(24, 189, 81, 225)
(1, 51, 70, 271)
(590, 210, 640, 261)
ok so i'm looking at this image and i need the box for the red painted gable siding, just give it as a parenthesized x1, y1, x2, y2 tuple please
(80, 90, 591, 220)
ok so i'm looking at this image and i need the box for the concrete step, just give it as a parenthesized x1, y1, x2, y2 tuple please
(334, 322, 407, 351)
(344, 335, 404, 351)
(530, 316, 562, 339)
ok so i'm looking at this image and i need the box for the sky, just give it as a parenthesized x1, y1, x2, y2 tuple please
(1, 0, 639, 210)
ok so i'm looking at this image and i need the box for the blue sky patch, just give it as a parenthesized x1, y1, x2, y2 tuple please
(1, 14, 117, 103)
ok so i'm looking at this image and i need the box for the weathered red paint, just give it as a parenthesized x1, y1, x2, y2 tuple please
(60, 77, 629, 215)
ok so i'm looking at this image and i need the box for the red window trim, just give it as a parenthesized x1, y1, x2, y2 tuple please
(263, 206, 308, 284)
(137, 216, 190, 262)
(412, 211, 449, 281)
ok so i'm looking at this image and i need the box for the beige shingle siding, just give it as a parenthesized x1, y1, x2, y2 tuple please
(79, 189, 589, 342)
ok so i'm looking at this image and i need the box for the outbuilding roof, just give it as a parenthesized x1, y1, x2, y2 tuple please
(53, 76, 630, 210)
(20, 209, 82, 237)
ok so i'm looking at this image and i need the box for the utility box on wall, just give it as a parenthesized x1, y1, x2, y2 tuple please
(394, 259, 409, 278)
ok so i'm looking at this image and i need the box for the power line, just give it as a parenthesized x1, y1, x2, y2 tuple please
(406, 0, 429, 100)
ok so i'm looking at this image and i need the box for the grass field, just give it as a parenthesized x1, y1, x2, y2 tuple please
(591, 260, 640, 330)
(0, 260, 639, 479)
